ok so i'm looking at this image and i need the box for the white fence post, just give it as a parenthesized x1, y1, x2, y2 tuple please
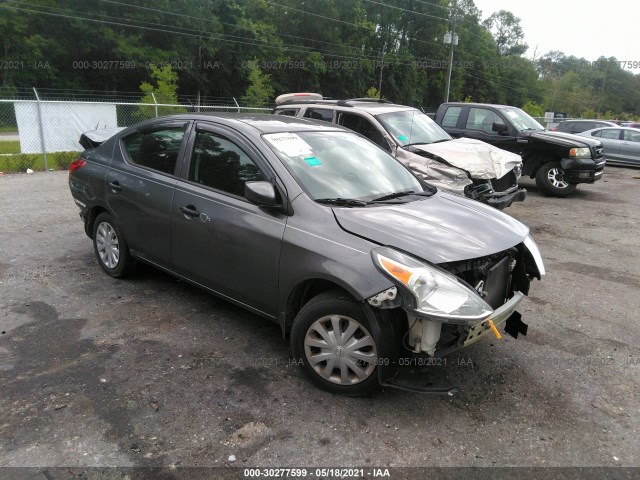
(33, 87, 49, 172)
(151, 92, 158, 118)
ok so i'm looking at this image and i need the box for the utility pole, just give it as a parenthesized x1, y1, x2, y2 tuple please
(444, 0, 458, 103)
(378, 44, 386, 98)
(597, 60, 608, 116)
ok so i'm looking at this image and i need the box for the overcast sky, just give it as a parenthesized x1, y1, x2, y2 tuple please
(472, 0, 639, 72)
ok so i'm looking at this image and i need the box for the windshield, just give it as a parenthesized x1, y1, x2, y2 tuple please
(503, 107, 545, 132)
(376, 110, 451, 146)
(263, 131, 426, 202)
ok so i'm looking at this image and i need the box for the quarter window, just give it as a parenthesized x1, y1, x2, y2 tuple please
(189, 131, 265, 197)
(122, 127, 185, 175)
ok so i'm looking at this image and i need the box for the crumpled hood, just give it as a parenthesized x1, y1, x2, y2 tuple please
(333, 191, 529, 264)
(528, 130, 601, 148)
(409, 137, 522, 180)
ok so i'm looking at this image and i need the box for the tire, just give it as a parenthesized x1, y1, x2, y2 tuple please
(291, 291, 380, 396)
(92, 212, 135, 278)
(535, 161, 577, 197)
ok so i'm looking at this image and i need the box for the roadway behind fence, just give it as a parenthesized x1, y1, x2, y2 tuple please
(0, 89, 271, 173)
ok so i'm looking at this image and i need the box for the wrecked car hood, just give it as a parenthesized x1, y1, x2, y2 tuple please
(408, 138, 522, 180)
(333, 191, 529, 264)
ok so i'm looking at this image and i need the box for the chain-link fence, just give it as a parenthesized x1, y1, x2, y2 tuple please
(0, 89, 270, 173)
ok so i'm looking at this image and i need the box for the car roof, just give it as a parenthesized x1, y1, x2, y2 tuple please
(274, 99, 416, 115)
(593, 126, 640, 131)
(440, 102, 518, 109)
(132, 113, 349, 134)
(564, 119, 616, 123)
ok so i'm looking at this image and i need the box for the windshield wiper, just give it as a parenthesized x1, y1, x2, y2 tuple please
(315, 198, 371, 207)
(371, 190, 434, 202)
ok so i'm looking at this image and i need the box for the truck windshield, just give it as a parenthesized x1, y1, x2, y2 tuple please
(263, 131, 427, 202)
(503, 107, 545, 132)
(376, 110, 451, 146)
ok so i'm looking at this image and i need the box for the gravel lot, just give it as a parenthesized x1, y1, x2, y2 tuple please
(0, 168, 639, 475)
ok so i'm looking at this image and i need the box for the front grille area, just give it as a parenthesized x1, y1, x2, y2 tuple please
(594, 145, 605, 159)
(490, 170, 517, 193)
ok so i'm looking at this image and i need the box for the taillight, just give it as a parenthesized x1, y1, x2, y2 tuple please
(69, 159, 87, 173)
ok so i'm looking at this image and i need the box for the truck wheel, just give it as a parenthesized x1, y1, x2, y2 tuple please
(535, 161, 577, 196)
(290, 291, 380, 396)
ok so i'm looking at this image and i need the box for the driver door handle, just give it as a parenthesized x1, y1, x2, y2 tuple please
(179, 205, 200, 217)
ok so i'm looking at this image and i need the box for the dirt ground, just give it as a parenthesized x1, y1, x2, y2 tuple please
(0, 168, 639, 476)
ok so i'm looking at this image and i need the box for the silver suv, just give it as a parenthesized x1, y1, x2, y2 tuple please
(274, 93, 526, 209)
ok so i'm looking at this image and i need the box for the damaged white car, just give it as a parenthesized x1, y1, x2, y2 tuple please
(273, 93, 526, 209)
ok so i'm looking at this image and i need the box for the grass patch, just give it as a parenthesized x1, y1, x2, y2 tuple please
(0, 140, 20, 154)
(0, 151, 80, 173)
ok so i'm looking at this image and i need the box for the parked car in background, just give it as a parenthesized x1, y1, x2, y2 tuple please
(273, 93, 526, 210)
(577, 127, 640, 166)
(68, 113, 544, 395)
(435, 102, 606, 196)
(551, 120, 618, 134)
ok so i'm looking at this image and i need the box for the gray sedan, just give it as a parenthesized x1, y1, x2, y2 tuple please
(68, 114, 544, 395)
(578, 127, 640, 166)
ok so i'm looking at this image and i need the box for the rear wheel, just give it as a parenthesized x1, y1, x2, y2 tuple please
(535, 161, 577, 196)
(291, 291, 380, 396)
(92, 212, 135, 278)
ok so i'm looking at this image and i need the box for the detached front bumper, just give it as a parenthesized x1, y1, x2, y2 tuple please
(485, 187, 527, 210)
(464, 291, 525, 347)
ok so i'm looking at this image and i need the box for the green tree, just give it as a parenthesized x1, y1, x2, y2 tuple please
(482, 10, 528, 56)
(139, 65, 185, 119)
(242, 61, 274, 108)
(522, 100, 544, 117)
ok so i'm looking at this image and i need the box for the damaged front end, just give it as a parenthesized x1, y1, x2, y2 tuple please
(366, 237, 544, 392)
(396, 138, 527, 210)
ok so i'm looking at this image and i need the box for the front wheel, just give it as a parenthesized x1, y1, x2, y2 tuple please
(535, 161, 577, 196)
(290, 291, 380, 396)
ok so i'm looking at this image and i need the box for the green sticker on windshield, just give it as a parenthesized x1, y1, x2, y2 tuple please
(398, 135, 408, 141)
(304, 157, 321, 166)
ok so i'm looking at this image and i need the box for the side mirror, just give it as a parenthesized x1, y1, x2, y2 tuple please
(245, 181, 278, 207)
(492, 122, 508, 134)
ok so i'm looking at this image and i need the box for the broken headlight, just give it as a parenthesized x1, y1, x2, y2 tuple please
(372, 248, 493, 323)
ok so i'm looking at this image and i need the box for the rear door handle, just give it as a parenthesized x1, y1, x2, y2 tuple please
(109, 181, 122, 191)
(179, 205, 200, 217)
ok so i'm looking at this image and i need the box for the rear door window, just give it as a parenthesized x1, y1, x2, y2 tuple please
(303, 108, 334, 122)
(122, 127, 186, 175)
(600, 129, 622, 140)
(275, 108, 300, 117)
(441, 106, 462, 128)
